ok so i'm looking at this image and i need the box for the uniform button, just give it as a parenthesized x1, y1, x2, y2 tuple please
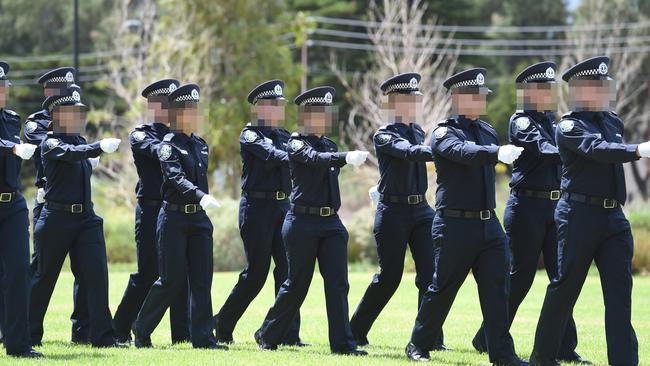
(331, 167, 335, 171)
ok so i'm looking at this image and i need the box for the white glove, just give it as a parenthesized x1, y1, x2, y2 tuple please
(89, 157, 100, 169)
(345, 150, 369, 167)
(368, 185, 380, 207)
(100, 138, 121, 153)
(14, 143, 37, 160)
(497, 145, 524, 164)
(638, 141, 650, 158)
(199, 195, 221, 210)
(36, 188, 46, 204)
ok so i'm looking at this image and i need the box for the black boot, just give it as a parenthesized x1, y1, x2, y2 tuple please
(405, 342, 431, 362)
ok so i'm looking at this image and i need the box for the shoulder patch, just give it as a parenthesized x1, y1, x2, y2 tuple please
(132, 130, 146, 142)
(158, 144, 173, 161)
(288, 139, 305, 152)
(434, 127, 448, 139)
(375, 133, 392, 144)
(515, 117, 531, 130)
(243, 129, 259, 143)
(25, 121, 38, 134)
(291, 132, 300, 137)
(4, 109, 19, 117)
(45, 138, 59, 149)
(163, 133, 174, 142)
(559, 120, 574, 133)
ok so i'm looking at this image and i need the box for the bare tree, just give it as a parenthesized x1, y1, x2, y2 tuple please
(331, 0, 459, 166)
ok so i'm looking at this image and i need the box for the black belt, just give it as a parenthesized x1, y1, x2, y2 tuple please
(512, 188, 561, 201)
(138, 198, 162, 207)
(292, 204, 337, 217)
(162, 202, 204, 214)
(0, 191, 16, 203)
(563, 192, 619, 209)
(440, 209, 494, 220)
(45, 201, 91, 214)
(243, 190, 288, 201)
(380, 194, 426, 205)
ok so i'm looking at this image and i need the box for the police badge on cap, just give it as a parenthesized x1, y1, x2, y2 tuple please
(169, 84, 201, 104)
(516, 61, 557, 83)
(37, 67, 76, 87)
(294, 86, 336, 106)
(562, 56, 611, 82)
(141, 79, 181, 98)
(42, 84, 87, 112)
(443, 68, 491, 94)
(380, 72, 421, 95)
(247, 79, 285, 104)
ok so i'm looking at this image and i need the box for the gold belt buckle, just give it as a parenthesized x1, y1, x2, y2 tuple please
(550, 190, 561, 201)
(0, 192, 12, 202)
(319, 207, 332, 216)
(407, 195, 421, 204)
(479, 210, 491, 220)
(70, 204, 84, 214)
(275, 191, 287, 200)
(603, 199, 617, 209)
(184, 204, 197, 214)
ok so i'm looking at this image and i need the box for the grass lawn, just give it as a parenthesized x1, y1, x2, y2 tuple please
(3, 269, 649, 365)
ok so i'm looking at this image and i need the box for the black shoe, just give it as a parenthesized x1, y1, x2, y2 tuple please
(334, 348, 368, 356)
(558, 352, 592, 365)
(353, 333, 369, 347)
(431, 344, 452, 352)
(254, 329, 277, 351)
(472, 334, 487, 353)
(71, 333, 90, 345)
(8, 349, 44, 358)
(405, 342, 431, 362)
(281, 340, 310, 347)
(492, 357, 529, 366)
(171, 337, 191, 345)
(134, 333, 153, 348)
(95, 341, 130, 348)
(213, 315, 234, 344)
(115, 332, 132, 344)
(198, 343, 229, 350)
(529, 352, 560, 366)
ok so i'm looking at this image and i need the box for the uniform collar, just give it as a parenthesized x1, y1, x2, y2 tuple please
(454, 116, 478, 129)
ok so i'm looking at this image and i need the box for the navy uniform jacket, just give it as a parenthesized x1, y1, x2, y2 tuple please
(41, 133, 102, 204)
(557, 111, 639, 205)
(158, 132, 209, 205)
(24, 109, 51, 189)
(239, 124, 291, 194)
(373, 123, 432, 195)
(286, 133, 347, 210)
(0, 108, 23, 192)
(129, 123, 169, 200)
(431, 117, 500, 210)
(508, 111, 561, 190)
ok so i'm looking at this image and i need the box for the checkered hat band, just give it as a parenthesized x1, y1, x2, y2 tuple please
(385, 83, 416, 93)
(573, 69, 605, 78)
(173, 94, 198, 102)
(45, 76, 73, 83)
(299, 97, 331, 106)
(254, 89, 280, 103)
(48, 96, 78, 110)
(451, 79, 480, 89)
(146, 87, 171, 97)
(523, 73, 553, 82)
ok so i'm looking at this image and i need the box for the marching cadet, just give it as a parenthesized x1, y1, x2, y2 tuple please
(134, 84, 225, 350)
(29, 84, 123, 348)
(112, 79, 190, 344)
(215, 80, 303, 345)
(530, 56, 643, 366)
(405, 68, 527, 366)
(351, 73, 445, 350)
(254, 86, 369, 356)
(471, 62, 589, 364)
(0, 60, 42, 358)
(23, 67, 91, 344)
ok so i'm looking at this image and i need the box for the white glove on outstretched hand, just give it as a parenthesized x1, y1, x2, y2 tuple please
(14, 143, 37, 160)
(89, 157, 100, 169)
(368, 185, 380, 207)
(497, 145, 524, 164)
(36, 188, 46, 204)
(638, 141, 650, 158)
(345, 150, 369, 167)
(100, 138, 121, 153)
(200, 194, 221, 210)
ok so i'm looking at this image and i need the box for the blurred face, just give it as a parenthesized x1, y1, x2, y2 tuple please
(298, 105, 337, 135)
(147, 96, 170, 125)
(44, 83, 69, 97)
(517, 82, 557, 112)
(382, 93, 423, 123)
(451, 90, 488, 119)
(0, 80, 8, 108)
(568, 79, 616, 112)
(252, 98, 286, 127)
(170, 103, 201, 135)
(52, 105, 88, 135)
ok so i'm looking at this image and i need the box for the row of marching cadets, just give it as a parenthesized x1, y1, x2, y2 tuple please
(0, 54, 643, 366)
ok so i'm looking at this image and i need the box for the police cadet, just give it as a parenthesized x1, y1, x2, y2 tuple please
(405, 68, 527, 366)
(530, 56, 644, 366)
(254, 86, 369, 355)
(351, 72, 445, 350)
(472, 62, 589, 364)
(23, 67, 91, 345)
(112, 79, 190, 344)
(0, 61, 42, 358)
(134, 84, 225, 350)
(29, 84, 123, 348)
(215, 80, 303, 345)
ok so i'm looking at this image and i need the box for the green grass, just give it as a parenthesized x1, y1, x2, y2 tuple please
(3, 269, 649, 365)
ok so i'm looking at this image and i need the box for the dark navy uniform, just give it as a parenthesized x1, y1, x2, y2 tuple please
(351, 73, 443, 349)
(216, 80, 301, 344)
(407, 69, 523, 366)
(473, 62, 583, 363)
(30, 86, 117, 347)
(134, 84, 220, 349)
(113, 79, 190, 343)
(256, 87, 364, 355)
(0, 70, 41, 356)
(530, 57, 638, 366)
